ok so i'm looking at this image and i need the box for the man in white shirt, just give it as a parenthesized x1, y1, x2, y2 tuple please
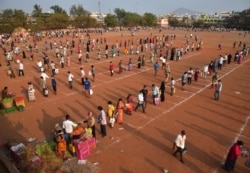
(97, 106, 107, 137)
(134, 90, 145, 113)
(68, 71, 74, 89)
(152, 84, 159, 105)
(18, 61, 24, 76)
(218, 55, 224, 70)
(203, 64, 208, 79)
(173, 130, 187, 163)
(50, 61, 56, 74)
(37, 60, 43, 72)
(62, 114, 77, 143)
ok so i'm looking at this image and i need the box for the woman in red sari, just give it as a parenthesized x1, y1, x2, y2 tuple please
(116, 98, 124, 124)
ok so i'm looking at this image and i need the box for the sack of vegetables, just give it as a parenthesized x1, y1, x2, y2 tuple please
(2, 98, 13, 108)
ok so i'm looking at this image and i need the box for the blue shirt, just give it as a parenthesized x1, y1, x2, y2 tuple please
(154, 63, 159, 71)
(84, 80, 91, 90)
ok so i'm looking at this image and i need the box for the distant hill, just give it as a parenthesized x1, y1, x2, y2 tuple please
(171, 8, 204, 15)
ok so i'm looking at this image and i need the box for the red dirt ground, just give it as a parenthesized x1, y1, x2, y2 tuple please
(0, 28, 249, 173)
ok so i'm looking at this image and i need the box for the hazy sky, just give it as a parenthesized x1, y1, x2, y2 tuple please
(0, 0, 249, 15)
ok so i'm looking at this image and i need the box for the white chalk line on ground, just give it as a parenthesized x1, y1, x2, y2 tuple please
(212, 114, 250, 173)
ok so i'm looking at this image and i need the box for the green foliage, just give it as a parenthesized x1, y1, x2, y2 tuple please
(32, 4, 42, 17)
(123, 12, 143, 27)
(0, 9, 27, 33)
(104, 14, 119, 27)
(168, 17, 179, 27)
(73, 15, 100, 28)
(70, 4, 89, 17)
(224, 8, 250, 29)
(45, 13, 69, 29)
(50, 5, 67, 14)
(143, 13, 157, 26)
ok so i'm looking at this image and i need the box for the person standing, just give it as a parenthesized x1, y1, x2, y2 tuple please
(62, 114, 77, 144)
(134, 90, 145, 113)
(154, 61, 159, 76)
(218, 55, 224, 70)
(97, 106, 107, 137)
(194, 68, 200, 82)
(90, 65, 95, 82)
(187, 68, 193, 85)
(107, 101, 115, 127)
(152, 84, 159, 105)
(67, 71, 74, 89)
(211, 72, 218, 88)
(224, 140, 244, 172)
(83, 77, 91, 98)
(118, 60, 123, 74)
(203, 64, 208, 79)
(159, 81, 165, 102)
(165, 65, 171, 83)
(51, 75, 57, 95)
(50, 61, 56, 75)
(141, 85, 148, 108)
(181, 72, 187, 90)
(83, 112, 96, 138)
(18, 61, 24, 76)
(60, 55, 64, 68)
(214, 79, 222, 100)
(116, 98, 124, 124)
(161, 56, 166, 70)
(37, 60, 43, 72)
(170, 77, 176, 96)
(173, 130, 187, 163)
(137, 56, 141, 69)
(109, 61, 114, 76)
(80, 67, 85, 84)
(78, 51, 82, 64)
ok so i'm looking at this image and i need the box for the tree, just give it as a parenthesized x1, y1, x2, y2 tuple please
(123, 12, 142, 27)
(45, 13, 69, 29)
(224, 8, 250, 30)
(32, 4, 42, 17)
(114, 8, 127, 25)
(0, 9, 27, 33)
(193, 20, 205, 28)
(168, 16, 179, 27)
(143, 13, 157, 26)
(104, 14, 119, 27)
(69, 4, 89, 17)
(73, 16, 99, 28)
(50, 5, 67, 14)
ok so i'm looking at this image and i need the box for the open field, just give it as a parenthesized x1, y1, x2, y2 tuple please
(0, 28, 250, 173)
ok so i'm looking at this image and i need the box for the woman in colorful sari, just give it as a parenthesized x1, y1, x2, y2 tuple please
(116, 98, 124, 124)
(55, 131, 67, 160)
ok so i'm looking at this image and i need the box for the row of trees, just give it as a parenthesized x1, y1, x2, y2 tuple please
(0, 4, 249, 34)
(0, 4, 157, 33)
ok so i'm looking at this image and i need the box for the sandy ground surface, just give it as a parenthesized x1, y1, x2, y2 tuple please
(0, 28, 249, 173)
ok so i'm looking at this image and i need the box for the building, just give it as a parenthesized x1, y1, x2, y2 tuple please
(157, 18, 169, 27)
(89, 12, 106, 25)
